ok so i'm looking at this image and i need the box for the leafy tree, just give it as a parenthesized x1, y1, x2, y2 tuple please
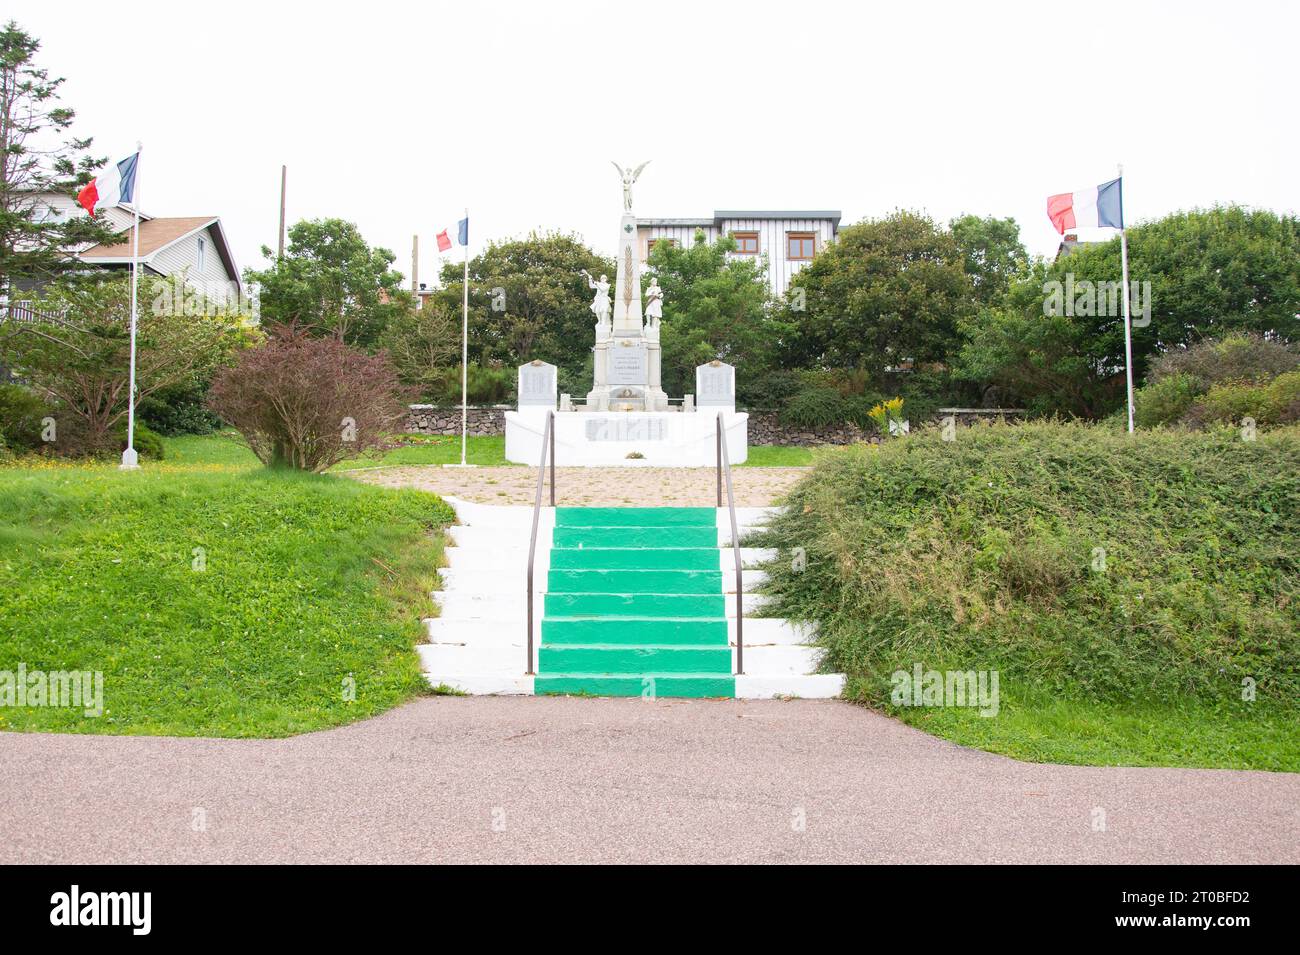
(2, 275, 247, 452)
(949, 214, 1028, 307)
(245, 218, 409, 349)
(779, 211, 974, 380)
(375, 298, 460, 394)
(430, 232, 612, 376)
(647, 231, 774, 397)
(958, 206, 1300, 417)
(0, 21, 119, 293)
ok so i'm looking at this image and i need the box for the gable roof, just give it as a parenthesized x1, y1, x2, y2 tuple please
(80, 216, 239, 281)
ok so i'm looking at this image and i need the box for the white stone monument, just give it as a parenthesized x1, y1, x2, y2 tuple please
(586, 161, 667, 413)
(516, 359, 557, 421)
(503, 162, 748, 466)
(696, 360, 736, 413)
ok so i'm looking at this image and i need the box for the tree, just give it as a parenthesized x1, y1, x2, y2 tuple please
(647, 231, 775, 396)
(949, 214, 1028, 307)
(207, 324, 407, 472)
(430, 232, 613, 377)
(958, 206, 1300, 417)
(244, 218, 409, 349)
(0, 21, 119, 293)
(779, 210, 974, 379)
(375, 298, 460, 394)
(1, 275, 247, 452)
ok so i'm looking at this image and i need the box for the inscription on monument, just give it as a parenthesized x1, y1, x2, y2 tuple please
(608, 343, 648, 384)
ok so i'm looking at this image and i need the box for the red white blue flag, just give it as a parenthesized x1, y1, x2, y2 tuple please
(77, 152, 140, 214)
(1047, 178, 1123, 233)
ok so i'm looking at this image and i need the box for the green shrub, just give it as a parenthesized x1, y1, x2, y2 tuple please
(780, 387, 869, 430)
(0, 383, 49, 451)
(752, 422, 1300, 706)
(117, 421, 165, 460)
(138, 381, 223, 436)
(419, 364, 515, 405)
(1150, 332, 1299, 388)
(1134, 372, 1202, 427)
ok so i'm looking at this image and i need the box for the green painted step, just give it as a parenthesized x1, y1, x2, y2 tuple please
(540, 507, 735, 700)
(553, 525, 718, 549)
(544, 592, 725, 617)
(547, 568, 722, 594)
(542, 617, 727, 645)
(540, 645, 730, 673)
(534, 674, 736, 698)
(556, 507, 715, 527)
(549, 547, 720, 571)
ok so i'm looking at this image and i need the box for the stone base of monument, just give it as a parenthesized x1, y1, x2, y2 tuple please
(504, 410, 748, 466)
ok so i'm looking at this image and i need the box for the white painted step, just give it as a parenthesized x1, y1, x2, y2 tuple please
(735, 674, 845, 699)
(432, 590, 773, 619)
(443, 546, 776, 572)
(422, 615, 815, 648)
(437, 567, 768, 593)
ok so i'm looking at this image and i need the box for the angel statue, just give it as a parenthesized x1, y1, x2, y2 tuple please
(611, 160, 650, 213)
(581, 269, 611, 336)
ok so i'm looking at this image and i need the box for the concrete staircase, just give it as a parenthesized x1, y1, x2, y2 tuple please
(422, 496, 844, 699)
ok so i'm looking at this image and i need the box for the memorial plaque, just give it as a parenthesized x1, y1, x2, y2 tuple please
(695, 361, 735, 407)
(517, 360, 557, 408)
(608, 342, 648, 385)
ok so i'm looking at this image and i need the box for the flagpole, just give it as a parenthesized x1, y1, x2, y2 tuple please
(1117, 163, 1135, 434)
(460, 206, 469, 466)
(120, 141, 142, 470)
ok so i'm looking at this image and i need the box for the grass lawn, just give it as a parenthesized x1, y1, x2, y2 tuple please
(0, 437, 453, 737)
(740, 445, 814, 467)
(756, 422, 1300, 772)
(883, 688, 1299, 773)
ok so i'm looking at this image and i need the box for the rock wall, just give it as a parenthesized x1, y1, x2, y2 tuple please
(405, 405, 510, 436)
(743, 410, 880, 447)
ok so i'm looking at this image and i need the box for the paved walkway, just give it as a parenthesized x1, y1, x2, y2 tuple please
(4, 697, 1296, 864)
(346, 465, 809, 506)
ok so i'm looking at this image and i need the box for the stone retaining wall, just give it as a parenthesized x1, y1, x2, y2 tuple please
(405, 405, 510, 436)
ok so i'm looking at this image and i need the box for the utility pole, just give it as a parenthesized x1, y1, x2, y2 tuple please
(277, 165, 287, 259)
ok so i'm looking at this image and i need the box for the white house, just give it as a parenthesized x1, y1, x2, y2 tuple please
(22, 192, 242, 305)
(637, 210, 841, 297)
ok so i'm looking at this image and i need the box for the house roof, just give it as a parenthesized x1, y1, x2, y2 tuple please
(80, 216, 239, 281)
(638, 210, 842, 231)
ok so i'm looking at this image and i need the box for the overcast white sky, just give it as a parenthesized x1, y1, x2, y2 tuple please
(13, 0, 1298, 284)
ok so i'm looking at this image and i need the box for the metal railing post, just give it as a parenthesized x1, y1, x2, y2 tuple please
(525, 410, 555, 676)
(718, 412, 744, 675)
(716, 416, 722, 508)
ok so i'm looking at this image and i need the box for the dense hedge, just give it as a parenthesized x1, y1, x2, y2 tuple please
(753, 422, 1300, 706)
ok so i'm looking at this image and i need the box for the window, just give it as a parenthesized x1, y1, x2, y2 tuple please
(731, 231, 759, 254)
(786, 232, 816, 261)
(197, 236, 206, 271)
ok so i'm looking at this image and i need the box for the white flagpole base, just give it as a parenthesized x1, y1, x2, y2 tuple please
(441, 463, 478, 469)
(119, 448, 140, 470)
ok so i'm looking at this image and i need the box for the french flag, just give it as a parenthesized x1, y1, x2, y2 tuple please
(436, 216, 469, 253)
(77, 152, 140, 215)
(1047, 177, 1123, 234)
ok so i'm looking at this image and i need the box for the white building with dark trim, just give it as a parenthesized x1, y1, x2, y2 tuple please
(636, 210, 840, 297)
(20, 192, 242, 304)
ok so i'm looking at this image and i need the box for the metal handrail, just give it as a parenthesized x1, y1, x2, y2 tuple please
(525, 410, 556, 675)
(716, 412, 744, 675)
